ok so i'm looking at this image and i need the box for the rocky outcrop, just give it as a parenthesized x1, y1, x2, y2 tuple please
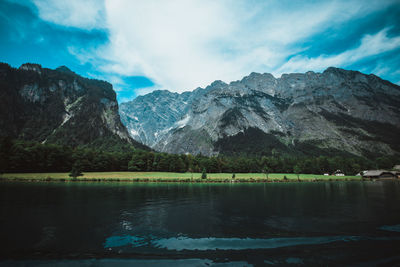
(0, 62, 149, 150)
(120, 67, 400, 157)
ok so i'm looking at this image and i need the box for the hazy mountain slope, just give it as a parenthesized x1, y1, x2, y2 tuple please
(0, 63, 149, 151)
(120, 67, 400, 157)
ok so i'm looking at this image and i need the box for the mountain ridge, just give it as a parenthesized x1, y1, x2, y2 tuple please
(120, 67, 400, 157)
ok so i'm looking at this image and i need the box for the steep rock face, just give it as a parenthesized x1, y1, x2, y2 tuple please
(119, 87, 207, 147)
(120, 67, 400, 156)
(0, 63, 148, 150)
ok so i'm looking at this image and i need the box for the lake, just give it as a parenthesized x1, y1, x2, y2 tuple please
(0, 181, 400, 266)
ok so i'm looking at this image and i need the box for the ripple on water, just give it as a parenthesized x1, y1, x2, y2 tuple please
(379, 224, 400, 232)
(285, 257, 304, 264)
(104, 235, 368, 251)
(104, 235, 145, 248)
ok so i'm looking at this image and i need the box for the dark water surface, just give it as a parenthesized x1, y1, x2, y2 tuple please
(1, 181, 400, 266)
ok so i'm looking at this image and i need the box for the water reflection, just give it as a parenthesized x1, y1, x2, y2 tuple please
(0, 181, 399, 264)
(104, 233, 400, 251)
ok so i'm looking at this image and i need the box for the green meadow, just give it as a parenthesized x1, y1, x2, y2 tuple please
(0, 172, 360, 182)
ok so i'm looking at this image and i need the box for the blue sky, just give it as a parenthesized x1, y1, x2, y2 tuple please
(1, 0, 400, 103)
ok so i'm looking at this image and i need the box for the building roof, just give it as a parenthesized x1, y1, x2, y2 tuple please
(362, 170, 397, 177)
(393, 165, 400, 171)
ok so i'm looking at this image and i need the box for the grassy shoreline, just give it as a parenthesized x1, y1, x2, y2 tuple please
(0, 172, 366, 183)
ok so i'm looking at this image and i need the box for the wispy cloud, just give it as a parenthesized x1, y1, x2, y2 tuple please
(32, 0, 105, 30)
(277, 28, 400, 74)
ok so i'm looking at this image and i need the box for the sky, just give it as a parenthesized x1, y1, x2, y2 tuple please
(1, 0, 400, 103)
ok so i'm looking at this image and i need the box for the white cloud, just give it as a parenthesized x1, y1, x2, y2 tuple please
(277, 28, 400, 75)
(31, 0, 400, 93)
(32, 0, 105, 30)
(99, 0, 400, 92)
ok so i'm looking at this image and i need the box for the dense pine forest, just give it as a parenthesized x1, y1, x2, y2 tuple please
(0, 138, 398, 175)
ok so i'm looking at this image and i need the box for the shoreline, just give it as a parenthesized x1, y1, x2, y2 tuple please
(0, 176, 388, 183)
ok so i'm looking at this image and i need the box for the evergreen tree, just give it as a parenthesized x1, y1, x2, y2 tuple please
(69, 163, 83, 180)
(263, 166, 270, 180)
(293, 164, 301, 181)
(201, 168, 207, 179)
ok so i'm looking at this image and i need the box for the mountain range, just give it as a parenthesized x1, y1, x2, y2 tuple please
(0, 63, 148, 151)
(120, 67, 400, 157)
(1, 62, 399, 158)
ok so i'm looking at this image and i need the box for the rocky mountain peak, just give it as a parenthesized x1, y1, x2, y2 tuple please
(241, 72, 277, 95)
(242, 72, 275, 81)
(206, 80, 228, 92)
(19, 63, 42, 74)
(55, 65, 75, 75)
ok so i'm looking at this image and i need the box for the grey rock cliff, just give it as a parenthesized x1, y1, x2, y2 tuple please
(120, 67, 400, 156)
(0, 62, 149, 150)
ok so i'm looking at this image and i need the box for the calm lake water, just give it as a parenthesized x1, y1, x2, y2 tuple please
(0, 181, 400, 266)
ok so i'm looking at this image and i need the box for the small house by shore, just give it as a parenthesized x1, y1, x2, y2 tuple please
(362, 170, 399, 179)
(333, 170, 345, 176)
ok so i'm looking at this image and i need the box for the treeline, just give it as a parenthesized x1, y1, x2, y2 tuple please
(0, 138, 398, 175)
